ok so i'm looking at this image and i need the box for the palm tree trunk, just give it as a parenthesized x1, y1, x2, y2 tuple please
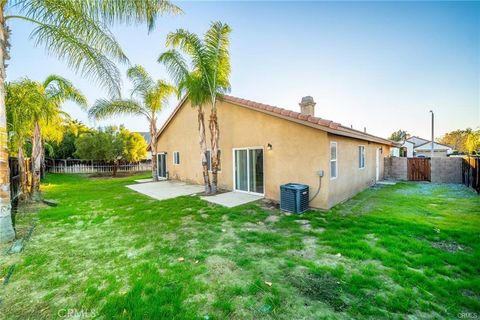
(31, 121, 42, 201)
(18, 144, 29, 199)
(40, 140, 46, 179)
(198, 106, 211, 193)
(208, 109, 220, 194)
(150, 120, 158, 182)
(0, 6, 15, 242)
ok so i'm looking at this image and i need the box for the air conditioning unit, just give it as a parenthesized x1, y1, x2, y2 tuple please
(280, 183, 309, 213)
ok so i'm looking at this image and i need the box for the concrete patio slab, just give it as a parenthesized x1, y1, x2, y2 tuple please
(201, 192, 263, 208)
(127, 181, 203, 201)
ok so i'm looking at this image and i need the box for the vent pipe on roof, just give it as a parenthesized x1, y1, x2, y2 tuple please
(299, 96, 316, 117)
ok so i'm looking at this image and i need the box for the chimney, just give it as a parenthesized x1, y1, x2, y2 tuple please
(299, 96, 316, 117)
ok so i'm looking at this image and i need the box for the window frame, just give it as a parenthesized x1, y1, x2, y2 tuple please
(330, 142, 338, 180)
(358, 145, 365, 169)
(173, 151, 180, 165)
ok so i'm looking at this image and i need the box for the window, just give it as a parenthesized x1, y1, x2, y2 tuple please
(173, 151, 180, 165)
(330, 142, 337, 179)
(206, 149, 221, 172)
(358, 145, 365, 169)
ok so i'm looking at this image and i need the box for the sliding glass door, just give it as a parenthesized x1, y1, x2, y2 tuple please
(234, 148, 264, 195)
(157, 153, 167, 178)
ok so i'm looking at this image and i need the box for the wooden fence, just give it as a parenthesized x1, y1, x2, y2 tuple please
(407, 158, 431, 181)
(9, 157, 21, 202)
(462, 156, 479, 194)
(45, 158, 151, 174)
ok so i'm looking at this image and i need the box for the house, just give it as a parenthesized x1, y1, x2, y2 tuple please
(406, 136, 429, 147)
(405, 136, 453, 157)
(154, 95, 396, 209)
(414, 141, 453, 157)
(390, 140, 414, 157)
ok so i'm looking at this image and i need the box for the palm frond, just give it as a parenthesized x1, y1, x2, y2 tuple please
(158, 49, 190, 96)
(7, 0, 182, 96)
(43, 74, 88, 108)
(89, 98, 147, 120)
(165, 29, 208, 74)
(204, 21, 232, 95)
(127, 65, 154, 100)
(146, 80, 176, 113)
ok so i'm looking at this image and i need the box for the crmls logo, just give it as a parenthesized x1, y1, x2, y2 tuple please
(458, 313, 478, 319)
(57, 308, 97, 318)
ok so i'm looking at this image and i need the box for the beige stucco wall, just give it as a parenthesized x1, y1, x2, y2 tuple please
(326, 135, 389, 207)
(156, 99, 390, 209)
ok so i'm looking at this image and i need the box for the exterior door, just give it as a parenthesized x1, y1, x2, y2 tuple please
(234, 148, 264, 195)
(157, 153, 167, 179)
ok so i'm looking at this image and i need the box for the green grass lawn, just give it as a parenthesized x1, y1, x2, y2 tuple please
(1, 174, 479, 319)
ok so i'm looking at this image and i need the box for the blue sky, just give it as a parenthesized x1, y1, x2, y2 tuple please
(6, 1, 480, 139)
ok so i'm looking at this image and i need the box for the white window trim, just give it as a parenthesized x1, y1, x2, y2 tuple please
(359, 145, 365, 169)
(207, 149, 222, 172)
(173, 151, 180, 165)
(330, 141, 337, 180)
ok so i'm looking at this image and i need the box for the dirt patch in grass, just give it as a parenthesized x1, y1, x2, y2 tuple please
(430, 240, 469, 253)
(287, 268, 346, 311)
(259, 199, 279, 211)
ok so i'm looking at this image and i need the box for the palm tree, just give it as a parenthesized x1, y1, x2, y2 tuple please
(0, 1, 181, 242)
(89, 65, 175, 181)
(159, 21, 231, 194)
(6, 80, 41, 197)
(30, 75, 87, 200)
(159, 51, 212, 193)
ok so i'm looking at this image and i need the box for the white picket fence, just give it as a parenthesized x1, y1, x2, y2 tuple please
(45, 158, 151, 174)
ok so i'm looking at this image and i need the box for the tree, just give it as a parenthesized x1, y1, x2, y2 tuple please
(388, 129, 409, 142)
(75, 126, 147, 176)
(0, 0, 181, 242)
(30, 75, 87, 200)
(50, 120, 92, 159)
(465, 130, 480, 154)
(120, 128, 148, 162)
(437, 129, 472, 153)
(89, 65, 175, 181)
(159, 21, 232, 194)
(159, 52, 212, 193)
(6, 80, 42, 197)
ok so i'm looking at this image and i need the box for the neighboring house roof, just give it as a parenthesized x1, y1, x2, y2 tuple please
(406, 136, 430, 147)
(414, 141, 453, 151)
(400, 140, 414, 146)
(155, 95, 398, 146)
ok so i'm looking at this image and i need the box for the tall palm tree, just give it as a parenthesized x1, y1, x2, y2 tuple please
(159, 51, 212, 193)
(30, 75, 87, 200)
(159, 21, 231, 194)
(89, 65, 175, 181)
(0, 1, 181, 242)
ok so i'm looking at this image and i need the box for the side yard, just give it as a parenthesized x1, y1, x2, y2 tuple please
(1, 174, 479, 319)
